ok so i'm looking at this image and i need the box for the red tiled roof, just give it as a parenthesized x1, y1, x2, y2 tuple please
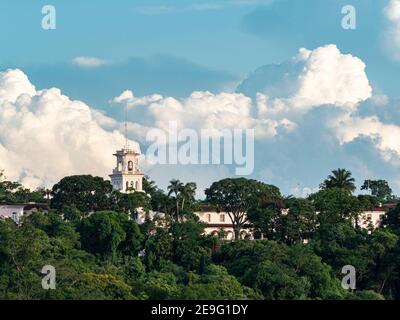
(204, 223, 234, 228)
(198, 204, 219, 212)
(24, 203, 49, 210)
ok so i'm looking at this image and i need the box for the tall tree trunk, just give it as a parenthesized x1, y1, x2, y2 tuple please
(176, 198, 180, 221)
(233, 225, 240, 241)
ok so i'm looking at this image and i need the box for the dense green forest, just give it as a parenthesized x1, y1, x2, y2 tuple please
(0, 169, 400, 300)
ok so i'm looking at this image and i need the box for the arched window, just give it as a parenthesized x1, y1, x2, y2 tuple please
(240, 231, 249, 240)
(211, 230, 219, 238)
(126, 181, 129, 191)
(128, 161, 134, 171)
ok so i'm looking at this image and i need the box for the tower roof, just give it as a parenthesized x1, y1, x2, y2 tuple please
(113, 148, 140, 157)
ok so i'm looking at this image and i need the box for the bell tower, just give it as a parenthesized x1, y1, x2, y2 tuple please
(109, 148, 144, 193)
(110, 102, 144, 193)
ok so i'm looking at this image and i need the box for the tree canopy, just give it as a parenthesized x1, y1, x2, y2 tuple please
(0, 172, 399, 300)
(205, 178, 281, 240)
(361, 179, 394, 202)
(50, 175, 116, 213)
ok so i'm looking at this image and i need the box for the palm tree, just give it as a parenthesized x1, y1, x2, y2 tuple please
(180, 182, 197, 211)
(167, 179, 184, 220)
(143, 176, 157, 195)
(320, 168, 356, 193)
(44, 188, 51, 201)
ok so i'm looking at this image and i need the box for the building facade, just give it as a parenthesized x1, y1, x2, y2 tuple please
(0, 203, 49, 224)
(194, 203, 396, 240)
(358, 203, 396, 229)
(195, 205, 252, 240)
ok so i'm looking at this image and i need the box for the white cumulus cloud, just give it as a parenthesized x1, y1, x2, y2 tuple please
(290, 45, 372, 109)
(334, 113, 400, 164)
(0, 69, 36, 103)
(113, 90, 296, 140)
(245, 45, 372, 118)
(107, 44, 400, 194)
(112, 90, 163, 109)
(0, 69, 139, 189)
(1, 43, 400, 195)
(384, 0, 400, 60)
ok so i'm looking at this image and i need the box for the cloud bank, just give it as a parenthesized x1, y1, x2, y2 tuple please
(110, 44, 400, 195)
(238, 44, 372, 114)
(2, 44, 400, 196)
(0, 69, 139, 189)
(384, 0, 400, 60)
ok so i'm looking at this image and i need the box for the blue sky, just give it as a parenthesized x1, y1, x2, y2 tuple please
(1, 0, 400, 196)
(0, 0, 396, 101)
(1, 0, 398, 103)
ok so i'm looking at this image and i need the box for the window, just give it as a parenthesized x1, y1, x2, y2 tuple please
(207, 214, 211, 222)
(126, 181, 129, 191)
(12, 212, 18, 223)
(219, 214, 225, 222)
(128, 161, 134, 171)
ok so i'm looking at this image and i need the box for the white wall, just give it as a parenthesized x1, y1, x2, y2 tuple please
(197, 211, 231, 224)
(0, 205, 25, 223)
(359, 210, 385, 229)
